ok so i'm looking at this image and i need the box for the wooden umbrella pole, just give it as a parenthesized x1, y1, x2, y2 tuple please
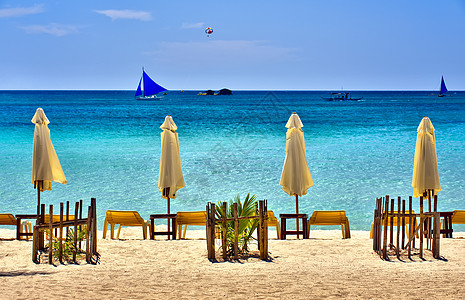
(167, 191, 171, 240)
(295, 194, 299, 239)
(36, 180, 42, 223)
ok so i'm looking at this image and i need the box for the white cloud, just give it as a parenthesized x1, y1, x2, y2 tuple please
(181, 22, 205, 29)
(20, 23, 79, 37)
(0, 4, 44, 18)
(94, 9, 152, 21)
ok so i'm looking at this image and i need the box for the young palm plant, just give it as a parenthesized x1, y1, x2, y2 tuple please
(51, 227, 87, 261)
(216, 193, 259, 257)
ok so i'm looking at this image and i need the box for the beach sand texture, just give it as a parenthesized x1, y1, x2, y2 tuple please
(1, 228, 465, 299)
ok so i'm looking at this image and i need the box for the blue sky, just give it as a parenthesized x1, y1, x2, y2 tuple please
(1, 0, 464, 90)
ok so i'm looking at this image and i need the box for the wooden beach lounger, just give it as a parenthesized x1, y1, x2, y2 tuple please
(0, 213, 32, 240)
(176, 211, 207, 239)
(308, 210, 351, 239)
(103, 210, 148, 240)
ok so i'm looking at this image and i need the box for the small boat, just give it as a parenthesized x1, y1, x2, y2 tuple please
(438, 76, 448, 97)
(135, 68, 167, 100)
(322, 92, 362, 101)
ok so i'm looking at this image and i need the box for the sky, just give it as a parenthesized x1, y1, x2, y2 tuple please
(0, 0, 464, 90)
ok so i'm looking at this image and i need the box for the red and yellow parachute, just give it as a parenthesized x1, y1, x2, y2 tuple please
(205, 27, 213, 36)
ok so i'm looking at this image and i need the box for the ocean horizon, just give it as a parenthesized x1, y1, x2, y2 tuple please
(1, 90, 464, 231)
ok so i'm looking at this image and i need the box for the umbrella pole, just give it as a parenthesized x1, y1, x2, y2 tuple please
(36, 180, 41, 222)
(295, 194, 299, 239)
(167, 188, 171, 240)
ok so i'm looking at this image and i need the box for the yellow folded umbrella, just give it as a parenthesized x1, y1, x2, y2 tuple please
(158, 115, 185, 214)
(280, 112, 314, 214)
(31, 108, 67, 214)
(412, 117, 441, 198)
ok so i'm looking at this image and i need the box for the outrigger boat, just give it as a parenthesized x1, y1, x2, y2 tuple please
(322, 92, 362, 101)
(135, 68, 167, 100)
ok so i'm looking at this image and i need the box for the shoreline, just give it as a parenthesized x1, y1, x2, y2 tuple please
(2, 228, 465, 299)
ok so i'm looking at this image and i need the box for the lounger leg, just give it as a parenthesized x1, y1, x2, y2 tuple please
(345, 221, 351, 239)
(111, 224, 115, 239)
(142, 223, 147, 240)
(183, 225, 187, 239)
(341, 225, 345, 239)
(178, 225, 181, 239)
(276, 224, 281, 239)
(117, 225, 122, 239)
(103, 219, 108, 239)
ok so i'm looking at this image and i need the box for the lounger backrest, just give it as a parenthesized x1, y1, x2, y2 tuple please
(452, 210, 465, 224)
(43, 214, 75, 223)
(0, 213, 16, 225)
(105, 210, 144, 226)
(383, 211, 416, 226)
(176, 211, 206, 225)
(309, 210, 348, 225)
(267, 211, 279, 226)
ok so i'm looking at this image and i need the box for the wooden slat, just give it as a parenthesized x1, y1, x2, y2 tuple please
(59, 203, 63, 264)
(233, 203, 238, 260)
(222, 202, 227, 260)
(48, 205, 53, 265)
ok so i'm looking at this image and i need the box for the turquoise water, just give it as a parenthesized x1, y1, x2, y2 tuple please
(1, 90, 464, 230)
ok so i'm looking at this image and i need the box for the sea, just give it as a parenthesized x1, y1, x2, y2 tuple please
(1, 90, 464, 231)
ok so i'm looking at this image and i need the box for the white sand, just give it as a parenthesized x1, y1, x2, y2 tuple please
(1, 227, 465, 299)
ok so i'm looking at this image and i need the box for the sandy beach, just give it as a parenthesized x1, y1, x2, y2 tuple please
(1, 227, 465, 299)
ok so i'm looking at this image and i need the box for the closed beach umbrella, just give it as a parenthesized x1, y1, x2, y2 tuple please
(280, 112, 314, 216)
(412, 117, 441, 198)
(158, 115, 185, 214)
(31, 108, 67, 214)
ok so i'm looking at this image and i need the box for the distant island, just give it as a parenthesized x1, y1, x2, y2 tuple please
(198, 88, 232, 96)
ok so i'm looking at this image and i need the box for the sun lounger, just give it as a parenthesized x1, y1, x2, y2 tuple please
(451, 210, 465, 225)
(267, 211, 281, 239)
(308, 210, 351, 239)
(103, 210, 148, 239)
(176, 211, 207, 239)
(0, 213, 32, 240)
(369, 211, 417, 239)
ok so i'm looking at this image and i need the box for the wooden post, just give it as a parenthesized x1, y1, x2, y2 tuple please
(433, 195, 440, 258)
(59, 203, 64, 264)
(401, 199, 405, 250)
(382, 195, 389, 259)
(222, 202, 227, 259)
(264, 200, 269, 257)
(420, 196, 424, 259)
(210, 203, 216, 259)
(79, 199, 83, 249)
(396, 197, 400, 259)
(259, 200, 267, 260)
(408, 196, 413, 259)
(48, 205, 53, 265)
(86, 205, 92, 263)
(206, 203, 211, 259)
(91, 198, 97, 254)
(32, 226, 38, 263)
(39, 204, 45, 250)
(73, 202, 79, 263)
(390, 197, 394, 246)
(66, 201, 70, 236)
(233, 203, 238, 260)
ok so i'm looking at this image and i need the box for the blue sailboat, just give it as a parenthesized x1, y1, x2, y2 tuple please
(135, 68, 167, 100)
(438, 76, 448, 97)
